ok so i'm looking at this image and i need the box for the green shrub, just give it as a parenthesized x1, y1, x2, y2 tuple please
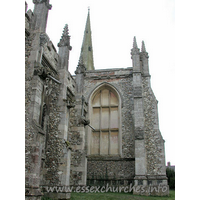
(166, 168, 175, 190)
(41, 196, 53, 200)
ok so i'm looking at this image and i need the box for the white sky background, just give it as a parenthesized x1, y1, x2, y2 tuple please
(25, 0, 200, 172)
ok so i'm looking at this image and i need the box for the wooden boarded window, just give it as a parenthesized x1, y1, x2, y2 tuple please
(91, 88, 119, 155)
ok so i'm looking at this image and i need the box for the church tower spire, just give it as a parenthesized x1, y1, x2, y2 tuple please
(79, 8, 95, 70)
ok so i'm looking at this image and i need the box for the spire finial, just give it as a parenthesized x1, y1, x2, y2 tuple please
(131, 36, 140, 57)
(141, 40, 146, 52)
(133, 36, 138, 48)
(88, 6, 90, 12)
(63, 24, 69, 36)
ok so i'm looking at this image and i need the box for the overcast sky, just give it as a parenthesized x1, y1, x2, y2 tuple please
(25, 0, 200, 171)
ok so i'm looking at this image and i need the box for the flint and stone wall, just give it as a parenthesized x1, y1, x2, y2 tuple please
(142, 77, 167, 182)
(25, 8, 44, 199)
(83, 68, 135, 185)
(25, 1, 168, 198)
(25, 3, 74, 199)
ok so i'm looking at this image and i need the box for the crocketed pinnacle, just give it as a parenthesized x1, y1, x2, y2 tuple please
(75, 56, 86, 74)
(78, 55, 84, 67)
(141, 40, 149, 58)
(63, 24, 69, 36)
(57, 24, 72, 49)
(133, 36, 138, 48)
(131, 36, 140, 56)
(141, 41, 146, 52)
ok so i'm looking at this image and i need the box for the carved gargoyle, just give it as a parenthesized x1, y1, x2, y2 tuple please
(79, 116, 90, 126)
(66, 100, 75, 108)
(34, 65, 48, 79)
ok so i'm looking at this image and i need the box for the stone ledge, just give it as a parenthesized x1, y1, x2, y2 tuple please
(85, 67, 133, 73)
(134, 175, 147, 180)
(87, 155, 135, 161)
(87, 178, 134, 181)
(147, 175, 168, 180)
(85, 74, 132, 80)
(25, 187, 43, 197)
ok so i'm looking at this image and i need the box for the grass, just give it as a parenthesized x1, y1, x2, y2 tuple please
(70, 190, 175, 200)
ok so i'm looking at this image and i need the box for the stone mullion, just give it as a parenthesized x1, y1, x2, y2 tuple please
(100, 90, 102, 155)
(98, 104, 101, 154)
(117, 103, 119, 155)
(108, 90, 111, 155)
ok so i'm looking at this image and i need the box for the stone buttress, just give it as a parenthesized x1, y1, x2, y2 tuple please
(68, 57, 89, 187)
(25, 1, 53, 199)
(131, 37, 169, 195)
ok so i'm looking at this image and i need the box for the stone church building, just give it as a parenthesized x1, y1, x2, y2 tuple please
(25, 1, 169, 199)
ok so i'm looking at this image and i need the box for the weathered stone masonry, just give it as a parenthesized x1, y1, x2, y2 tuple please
(83, 69, 135, 186)
(142, 77, 167, 177)
(25, 1, 74, 199)
(25, 1, 169, 199)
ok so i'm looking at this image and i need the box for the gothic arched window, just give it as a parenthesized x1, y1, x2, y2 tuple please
(90, 86, 120, 155)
